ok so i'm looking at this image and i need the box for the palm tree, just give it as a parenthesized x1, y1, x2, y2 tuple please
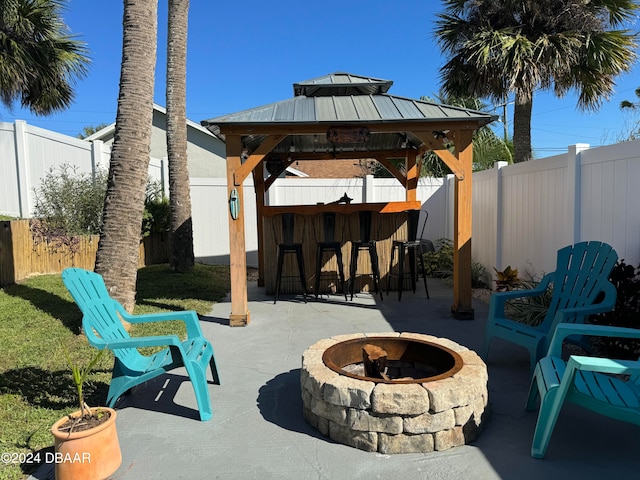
(166, 0, 194, 272)
(434, 0, 638, 163)
(0, 0, 90, 115)
(620, 86, 640, 140)
(419, 94, 512, 176)
(95, 0, 158, 313)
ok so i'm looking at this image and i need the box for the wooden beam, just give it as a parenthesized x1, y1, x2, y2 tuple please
(253, 160, 266, 287)
(410, 131, 465, 179)
(226, 135, 250, 326)
(264, 157, 297, 191)
(374, 157, 406, 185)
(450, 129, 475, 320)
(233, 134, 286, 185)
(406, 150, 418, 202)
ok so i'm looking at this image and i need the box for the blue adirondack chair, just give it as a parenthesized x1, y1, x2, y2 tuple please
(61, 268, 220, 421)
(482, 241, 618, 375)
(526, 323, 640, 458)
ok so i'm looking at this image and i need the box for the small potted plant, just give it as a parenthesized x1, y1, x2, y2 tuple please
(50, 348, 122, 480)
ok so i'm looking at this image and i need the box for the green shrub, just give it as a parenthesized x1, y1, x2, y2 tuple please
(590, 260, 640, 359)
(422, 238, 491, 289)
(504, 273, 553, 327)
(33, 164, 107, 235)
(141, 179, 170, 237)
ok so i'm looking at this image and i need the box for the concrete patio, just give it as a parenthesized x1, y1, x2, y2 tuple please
(31, 279, 639, 479)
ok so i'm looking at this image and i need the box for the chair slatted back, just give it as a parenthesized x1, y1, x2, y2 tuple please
(62, 268, 141, 364)
(541, 241, 618, 331)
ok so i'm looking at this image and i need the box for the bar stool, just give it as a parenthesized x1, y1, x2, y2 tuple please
(348, 211, 383, 301)
(274, 213, 308, 304)
(386, 210, 430, 300)
(314, 212, 347, 300)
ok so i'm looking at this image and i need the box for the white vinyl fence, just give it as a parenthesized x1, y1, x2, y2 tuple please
(2, 118, 639, 278)
(0, 120, 167, 218)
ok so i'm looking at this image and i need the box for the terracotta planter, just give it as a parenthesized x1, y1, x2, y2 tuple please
(51, 407, 122, 480)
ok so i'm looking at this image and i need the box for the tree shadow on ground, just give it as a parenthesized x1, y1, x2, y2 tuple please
(3, 283, 82, 333)
(0, 366, 110, 410)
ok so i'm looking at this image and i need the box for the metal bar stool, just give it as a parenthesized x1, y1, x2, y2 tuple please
(274, 213, 308, 304)
(314, 212, 347, 300)
(386, 210, 430, 300)
(348, 211, 383, 301)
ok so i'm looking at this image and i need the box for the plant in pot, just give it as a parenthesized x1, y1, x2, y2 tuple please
(51, 348, 122, 480)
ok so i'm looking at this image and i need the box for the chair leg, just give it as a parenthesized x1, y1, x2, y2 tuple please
(314, 245, 323, 299)
(335, 247, 348, 301)
(295, 247, 307, 303)
(408, 246, 417, 294)
(183, 360, 213, 421)
(349, 246, 359, 300)
(274, 248, 285, 304)
(419, 250, 429, 299)
(369, 242, 383, 301)
(386, 243, 397, 296)
(397, 246, 406, 301)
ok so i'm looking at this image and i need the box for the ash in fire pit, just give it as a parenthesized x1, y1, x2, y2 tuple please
(301, 333, 488, 454)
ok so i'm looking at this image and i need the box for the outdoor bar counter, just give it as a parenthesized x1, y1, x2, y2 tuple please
(261, 200, 421, 296)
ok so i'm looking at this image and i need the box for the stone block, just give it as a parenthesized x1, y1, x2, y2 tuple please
(424, 378, 468, 412)
(330, 333, 366, 343)
(434, 427, 466, 451)
(301, 364, 339, 400)
(348, 409, 403, 434)
(403, 409, 455, 434)
(453, 404, 474, 426)
(434, 337, 469, 353)
(378, 433, 434, 454)
(329, 422, 378, 452)
(323, 374, 374, 409)
(371, 383, 429, 415)
(310, 395, 348, 426)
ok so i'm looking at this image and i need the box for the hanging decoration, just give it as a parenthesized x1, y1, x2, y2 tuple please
(229, 188, 239, 220)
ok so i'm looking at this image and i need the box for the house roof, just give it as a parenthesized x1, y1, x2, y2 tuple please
(86, 103, 223, 142)
(201, 72, 497, 154)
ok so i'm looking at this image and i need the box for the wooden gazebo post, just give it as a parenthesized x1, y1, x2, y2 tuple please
(225, 135, 249, 326)
(413, 126, 476, 319)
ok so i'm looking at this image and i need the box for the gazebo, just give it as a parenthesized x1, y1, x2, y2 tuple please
(202, 73, 497, 326)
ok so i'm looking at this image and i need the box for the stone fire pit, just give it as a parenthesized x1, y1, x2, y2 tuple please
(301, 332, 488, 454)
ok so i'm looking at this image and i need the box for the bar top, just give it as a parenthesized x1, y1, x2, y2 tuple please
(262, 201, 421, 217)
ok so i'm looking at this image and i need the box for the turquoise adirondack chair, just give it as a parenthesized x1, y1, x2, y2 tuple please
(482, 241, 618, 375)
(62, 268, 220, 421)
(526, 323, 640, 458)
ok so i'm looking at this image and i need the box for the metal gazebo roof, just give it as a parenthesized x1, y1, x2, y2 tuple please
(201, 73, 498, 326)
(201, 72, 496, 154)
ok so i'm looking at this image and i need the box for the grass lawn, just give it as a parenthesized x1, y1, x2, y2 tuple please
(0, 263, 230, 480)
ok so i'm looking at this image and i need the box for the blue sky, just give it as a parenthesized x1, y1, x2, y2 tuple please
(1, 0, 639, 155)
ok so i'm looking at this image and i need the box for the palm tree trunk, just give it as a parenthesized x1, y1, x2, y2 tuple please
(95, 0, 158, 313)
(166, 0, 194, 272)
(513, 97, 533, 163)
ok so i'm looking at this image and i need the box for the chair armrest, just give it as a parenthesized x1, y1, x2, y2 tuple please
(105, 335, 182, 350)
(567, 355, 640, 376)
(547, 323, 640, 357)
(115, 304, 204, 339)
(489, 272, 554, 317)
(83, 322, 181, 351)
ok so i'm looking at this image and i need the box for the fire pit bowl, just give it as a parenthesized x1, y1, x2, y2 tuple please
(301, 333, 488, 454)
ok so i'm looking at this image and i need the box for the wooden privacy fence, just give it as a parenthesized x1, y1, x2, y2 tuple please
(0, 220, 169, 286)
